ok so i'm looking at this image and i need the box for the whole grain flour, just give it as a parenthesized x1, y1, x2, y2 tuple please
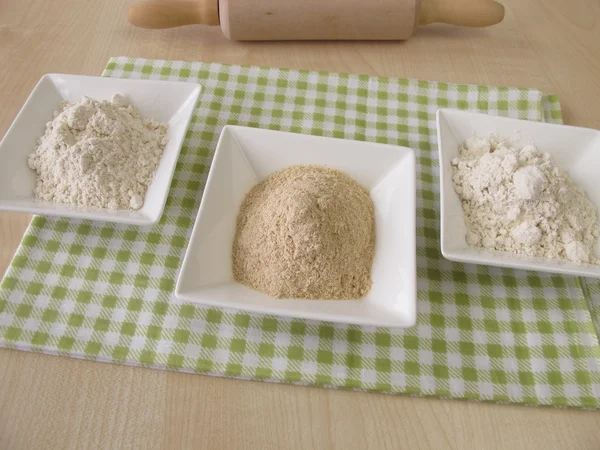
(28, 94, 168, 210)
(452, 135, 599, 264)
(232, 165, 376, 299)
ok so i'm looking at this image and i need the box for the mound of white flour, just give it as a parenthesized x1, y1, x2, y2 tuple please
(28, 94, 168, 210)
(451, 135, 599, 264)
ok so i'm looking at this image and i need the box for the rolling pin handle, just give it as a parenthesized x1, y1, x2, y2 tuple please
(127, 0, 219, 29)
(418, 0, 505, 27)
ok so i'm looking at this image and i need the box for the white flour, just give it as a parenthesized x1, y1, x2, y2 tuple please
(28, 94, 168, 210)
(451, 135, 599, 264)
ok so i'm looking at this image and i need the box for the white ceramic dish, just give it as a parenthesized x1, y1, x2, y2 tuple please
(176, 126, 416, 327)
(437, 108, 600, 277)
(0, 74, 201, 225)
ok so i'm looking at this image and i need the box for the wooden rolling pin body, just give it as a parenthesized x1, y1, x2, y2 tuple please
(128, 0, 505, 41)
(221, 0, 419, 40)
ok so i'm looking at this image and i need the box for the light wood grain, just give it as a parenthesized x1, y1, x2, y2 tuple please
(1, 0, 600, 449)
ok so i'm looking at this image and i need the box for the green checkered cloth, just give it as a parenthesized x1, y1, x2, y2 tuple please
(1, 57, 599, 409)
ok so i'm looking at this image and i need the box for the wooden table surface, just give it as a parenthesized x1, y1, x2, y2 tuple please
(1, 0, 600, 448)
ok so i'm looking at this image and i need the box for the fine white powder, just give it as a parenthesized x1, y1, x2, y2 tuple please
(28, 94, 168, 210)
(451, 135, 599, 264)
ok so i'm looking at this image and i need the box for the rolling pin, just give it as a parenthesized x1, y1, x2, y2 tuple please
(128, 0, 505, 41)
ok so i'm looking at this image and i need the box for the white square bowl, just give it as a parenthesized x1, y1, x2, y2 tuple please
(176, 126, 416, 327)
(437, 108, 600, 277)
(0, 73, 201, 225)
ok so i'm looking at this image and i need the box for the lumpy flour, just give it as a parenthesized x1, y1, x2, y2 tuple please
(28, 94, 168, 210)
(451, 135, 599, 264)
(232, 165, 376, 299)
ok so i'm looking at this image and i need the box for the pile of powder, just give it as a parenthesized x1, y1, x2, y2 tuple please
(451, 135, 599, 264)
(28, 94, 168, 210)
(232, 165, 376, 299)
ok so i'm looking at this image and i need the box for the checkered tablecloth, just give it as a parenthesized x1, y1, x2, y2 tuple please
(1, 57, 599, 409)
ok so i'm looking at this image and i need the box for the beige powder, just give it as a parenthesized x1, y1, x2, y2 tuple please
(28, 94, 168, 210)
(232, 165, 375, 299)
(452, 135, 599, 263)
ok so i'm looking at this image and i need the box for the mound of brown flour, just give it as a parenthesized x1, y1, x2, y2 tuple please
(232, 165, 375, 299)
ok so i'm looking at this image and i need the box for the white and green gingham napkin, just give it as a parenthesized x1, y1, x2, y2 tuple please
(1, 57, 599, 409)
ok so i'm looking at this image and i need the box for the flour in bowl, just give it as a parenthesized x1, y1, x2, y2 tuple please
(232, 165, 375, 299)
(28, 94, 168, 210)
(451, 135, 599, 264)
